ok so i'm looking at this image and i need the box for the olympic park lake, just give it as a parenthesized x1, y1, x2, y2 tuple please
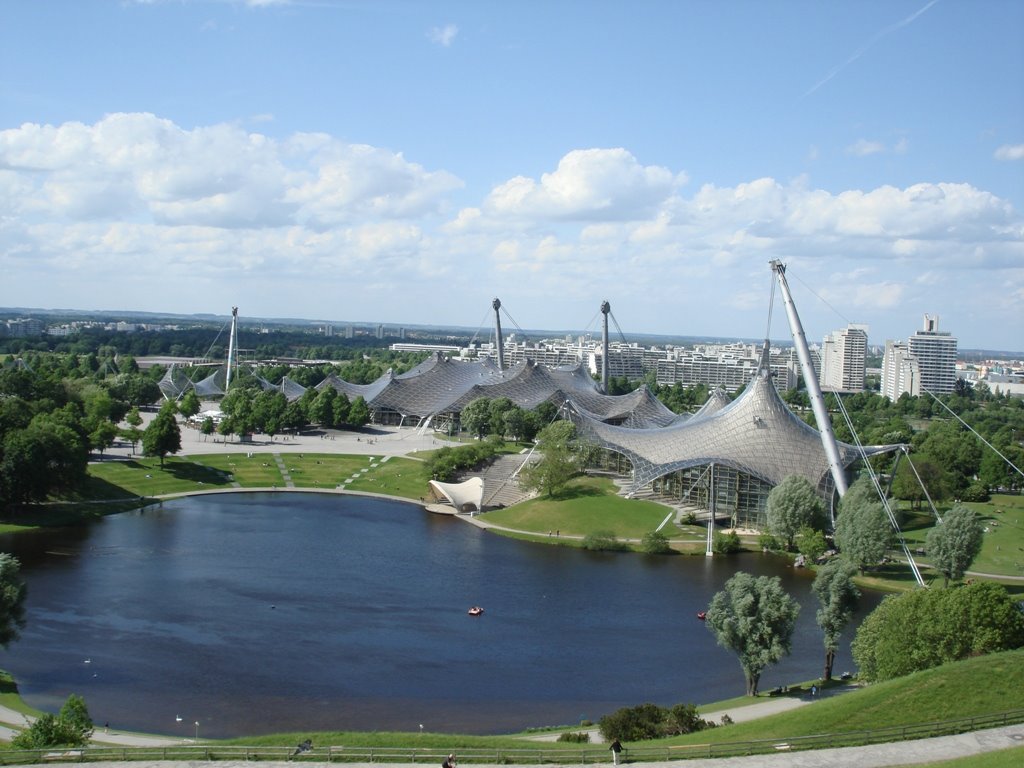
(0, 492, 882, 738)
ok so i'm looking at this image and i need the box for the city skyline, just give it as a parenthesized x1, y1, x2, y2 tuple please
(1, 1, 1022, 350)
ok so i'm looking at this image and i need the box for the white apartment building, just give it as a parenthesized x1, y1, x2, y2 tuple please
(881, 340, 920, 401)
(881, 315, 957, 401)
(908, 314, 958, 395)
(820, 324, 868, 392)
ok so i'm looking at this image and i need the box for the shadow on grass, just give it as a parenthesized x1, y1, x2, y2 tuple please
(548, 485, 605, 502)
(162, 460, 231, 486)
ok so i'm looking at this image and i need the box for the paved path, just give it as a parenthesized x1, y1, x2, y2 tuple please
(0, 704, 180, 747)
(53, 724, 1024, 768)
(98, 409, 454, 463)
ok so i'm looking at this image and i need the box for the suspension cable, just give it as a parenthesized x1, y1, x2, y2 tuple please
(923, 388, 1024, 481)
(765, 271, 777, 341)
(834, 393, 926, 587)
(899, 446, 942, 523)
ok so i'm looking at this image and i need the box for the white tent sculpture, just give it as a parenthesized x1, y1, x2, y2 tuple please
(428, 477, 485, 513)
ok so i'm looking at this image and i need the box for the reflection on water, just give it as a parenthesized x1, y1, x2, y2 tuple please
(0, 493, 880, 737)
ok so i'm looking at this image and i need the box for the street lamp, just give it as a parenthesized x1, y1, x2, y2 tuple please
(194, 721, 200, 741)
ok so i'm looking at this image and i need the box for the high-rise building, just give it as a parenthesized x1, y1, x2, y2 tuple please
(820, 324, 868, 392)
(881, 340, 920, 401)
(881, 315, 957, 401)
(908, 314, 958, 395)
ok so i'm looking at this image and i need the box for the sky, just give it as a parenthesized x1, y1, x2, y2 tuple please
(1, 0, 1022, 352)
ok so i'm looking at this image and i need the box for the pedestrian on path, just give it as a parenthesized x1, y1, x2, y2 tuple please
(609, 738, 622, 765)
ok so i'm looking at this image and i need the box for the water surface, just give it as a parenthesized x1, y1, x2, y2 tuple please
(0, 492, 879, 737)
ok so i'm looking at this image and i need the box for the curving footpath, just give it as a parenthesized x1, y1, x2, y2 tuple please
(45, 724, 1024, 768)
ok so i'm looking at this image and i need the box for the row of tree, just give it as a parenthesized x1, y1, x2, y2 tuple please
(706, 465, 1006, 695)
(706, 562, 1023, 698)
(764, 474, 987, 587)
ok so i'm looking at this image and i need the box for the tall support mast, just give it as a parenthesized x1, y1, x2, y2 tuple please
(769, 261, 849, 497)
(492, 298, 504, 372)
(600, 300, 611, 394)
(226, 306, 239, 391)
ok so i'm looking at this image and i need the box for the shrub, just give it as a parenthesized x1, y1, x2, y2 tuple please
(682, 512, 698, 526)
(663, 703, 711, 735)
(640, 530, 672, 554)
(599, 703, 665, 741)
(599, 702, 711, 741)
(960, 483, 990, 502)
(713, 530, 741, 554)
(795, 525, 827, 561)
(583, 531, 628, 552)
(852, 581, 1024, 682)
(556, 731, 590, 743)
(758, 533, 779, 552)
(12, 694, 93, 749)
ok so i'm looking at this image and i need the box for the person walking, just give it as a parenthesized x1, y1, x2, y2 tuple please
(609, 739, 622, 765)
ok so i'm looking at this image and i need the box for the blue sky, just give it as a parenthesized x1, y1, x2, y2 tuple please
(2, 0, 1022, 351)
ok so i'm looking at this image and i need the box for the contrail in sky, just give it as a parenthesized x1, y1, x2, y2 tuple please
(803, 0, 941, 98)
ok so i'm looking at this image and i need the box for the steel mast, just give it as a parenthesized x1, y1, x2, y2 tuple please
(600, 300, 611, 393)
(225, 306, 239, 391)
(769, 261, 848, 497)
(492, 298, 504, 372)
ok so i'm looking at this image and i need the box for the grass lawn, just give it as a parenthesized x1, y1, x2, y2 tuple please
(659, 648, 1024, 748)
(857, 494, 1024, 588)
(209, 650, 1024, 750)
(963, 494, 1024, 576)
(82, 454, 431, 503)
(191, 453, 284, 486)
(88, 457, 231, 496)
(481, 475, 673, 541)
(910, 747, 1024, 768)
(343, 457, 430, 499)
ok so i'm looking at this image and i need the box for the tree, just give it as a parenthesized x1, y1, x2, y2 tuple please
(89, 420, 119, 456)
(309, 387, 337, 428)
(178, 390, 201, 420)
(795, 526, 828, 561)
(518, 420, 578, 498)
(704, 572, 800, 696)
(812, 559, 860, 680)
(891, 457, 946, 511)
(833, 483, 893, 574)
(925, 505, 984, 586)
(121, 406, 144, 454)
(58, 694, 94, 743)
(1, 418, 88, 504)
(11, 693, 93, 749)
(0, 554, 27, 649)
(347, 396, 370, 427)
(200, 416, 215, 442)
(488, 397, 516, 439)
(505, 407, 541, 443)
(460, 397, 491, 439)
(765, 475, 824, 550)
(640, 530, 672, 554)
(852, 581, 1024, 682)
(142, 401, 181, 467)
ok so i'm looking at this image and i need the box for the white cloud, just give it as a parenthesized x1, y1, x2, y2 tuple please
(480, 148, 683, 222)
(428, 24, 459, 47)
(994, 144, 1024, 161)
(846, 139, 886, 156)
(0, 114, 461, 231)
(2, 114, 1022, 349)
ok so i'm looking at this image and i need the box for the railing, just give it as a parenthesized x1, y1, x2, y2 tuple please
(2, 708, 1022, 765)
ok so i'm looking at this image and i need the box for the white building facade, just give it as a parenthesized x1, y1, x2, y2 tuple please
(881, 315, 958, 401)
(820, 324, 868, 392)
